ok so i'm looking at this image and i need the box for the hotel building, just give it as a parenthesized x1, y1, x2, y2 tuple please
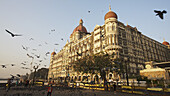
(48, 6, 170, 82)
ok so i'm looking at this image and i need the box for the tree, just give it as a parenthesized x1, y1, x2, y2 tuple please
(73, 52, 113, 84)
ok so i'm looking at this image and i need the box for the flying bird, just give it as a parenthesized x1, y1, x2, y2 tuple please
(154, 10, 167, 19)
(88, 11, 90, 13)
(1, 65, 6, 68)
(11, 64, 15, 66)
(29, 38, 34, 40)
(5, 29, 22, 37)
(27, 54, 34, 59)
(22, 45, 29, 51)
(39, 60, 43, 62)
(21, 63, 26, 65)
(54, 43, 59, 45)
(32, 49, 37, 51)
(61, 38, 64, 41)
(51, 29, 55, 31)
(45, 52, 50, 56)
(76, 52, 82, 56)
(35, 54, 40, 58)
(17, 74, 21, 77)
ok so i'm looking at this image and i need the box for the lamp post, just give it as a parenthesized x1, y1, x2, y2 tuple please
(124, 57, 129, 86)
(33, 65, 39, 85)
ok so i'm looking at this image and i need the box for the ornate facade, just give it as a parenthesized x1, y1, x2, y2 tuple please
(48, 6, 170, 82)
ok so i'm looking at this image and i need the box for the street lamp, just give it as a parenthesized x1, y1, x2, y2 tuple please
(33, 65, 39, 85)
(124, 57, 129, 86)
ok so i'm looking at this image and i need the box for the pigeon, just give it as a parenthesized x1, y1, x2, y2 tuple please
(154, 10, 167, 19)
(21, 63, 26, 65)
(39, 60, 43, 62)
(17, 74, 21, 77)
(35, 54, 40, 58)
(11, 64, 15, 66)
(27, 54, 34, 59)
(54, 43, 59, 45)
(51, 29, 55, 31)
(29, 38, 34, 40)
(22, 45, 29, 51)
(76, 52, 82, 56)
(5, 29, 22, 37)
(1, 65, 6, 68)
(32, 49, 37, 51)
(46, 52, 50, 56)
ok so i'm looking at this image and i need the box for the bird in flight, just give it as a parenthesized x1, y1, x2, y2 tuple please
(61, 38, 64, 41)
(11, 64, 15, 66)
(29, 38, 34, 40)
(5, 29, 22, 37)
(54, 43, 59, 45)
(88, 11, 90, 13)
(154, 10, 167, 19)
(21, 63, 26, 65)
(1, 65, 6, 68)
(76, 52, 82, 56)
(46, 52, 50, 56)
(35, 54, 40, 58)
(51, 29, 55, 31)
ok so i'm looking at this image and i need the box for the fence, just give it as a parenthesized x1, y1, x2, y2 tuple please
(69, 82, 170, 96)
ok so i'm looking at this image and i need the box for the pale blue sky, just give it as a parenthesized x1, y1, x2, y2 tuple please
(0, 0, 169, 78)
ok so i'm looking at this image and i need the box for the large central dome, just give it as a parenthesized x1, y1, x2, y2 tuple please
(104, 6, 118, 20)
(73, 19, 87, 33)
(70, 19, 87, 37)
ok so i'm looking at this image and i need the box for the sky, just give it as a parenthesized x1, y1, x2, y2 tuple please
(0, 0, 170, 78)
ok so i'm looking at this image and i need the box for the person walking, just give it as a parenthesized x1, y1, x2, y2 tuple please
(6, 78, 11, 92)
(47, 84, 53, 96)
(113, 82, 117, 94)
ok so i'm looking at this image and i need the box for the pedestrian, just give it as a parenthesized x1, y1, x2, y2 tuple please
(113, 82, 116, 94)
(6, 78, 11, 92)
(47, 84, 53, 96)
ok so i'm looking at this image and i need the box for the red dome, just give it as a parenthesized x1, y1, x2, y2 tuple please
(162, 41, 169, 46)
(51, 52, 56, 55)
(104, 10, 118, 20)
(70, 19, 87, 37)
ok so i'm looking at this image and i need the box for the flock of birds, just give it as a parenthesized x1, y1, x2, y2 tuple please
(0, 28, 65, 77)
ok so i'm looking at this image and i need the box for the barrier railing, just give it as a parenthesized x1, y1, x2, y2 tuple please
(68, 82, 170, 96)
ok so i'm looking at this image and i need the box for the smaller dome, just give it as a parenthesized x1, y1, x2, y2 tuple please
(51, 51, 56, 55)
(162, 41, 169, 46)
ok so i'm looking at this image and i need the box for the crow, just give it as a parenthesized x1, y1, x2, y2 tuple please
(5, 29, 22, 37)
(154, 10, 167, 19)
